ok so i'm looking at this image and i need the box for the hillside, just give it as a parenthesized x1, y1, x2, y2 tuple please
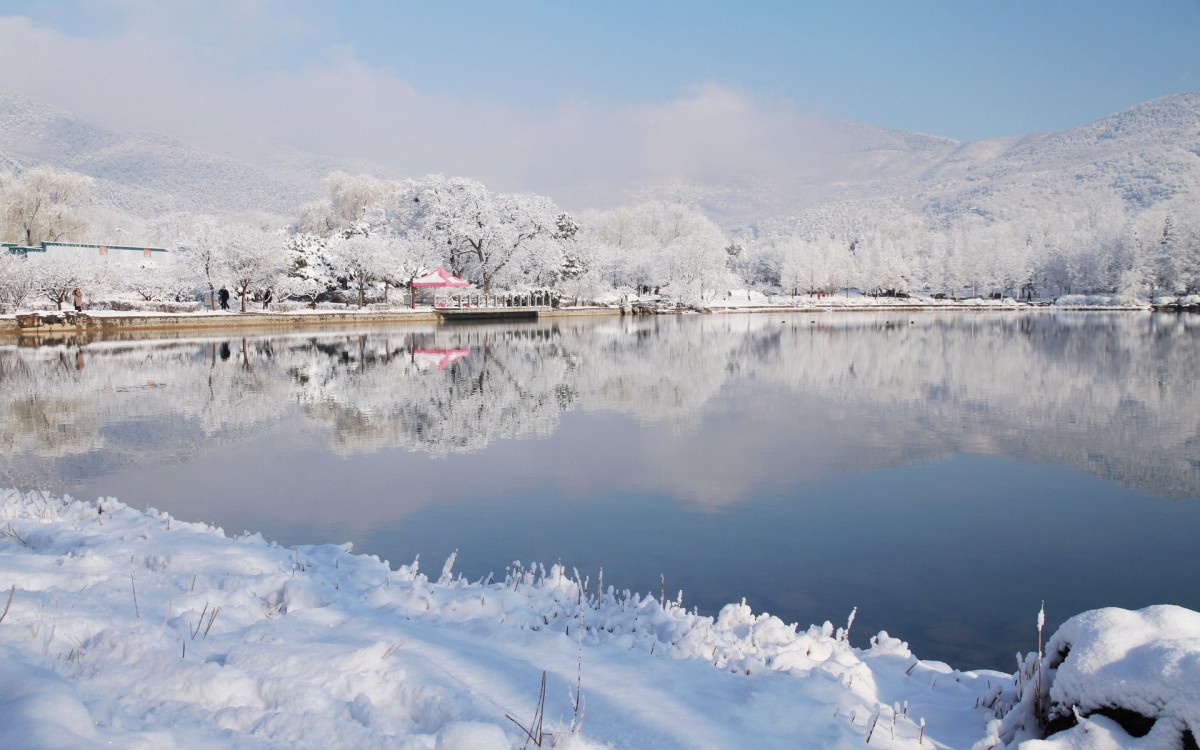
(919, 92, 1200, 215)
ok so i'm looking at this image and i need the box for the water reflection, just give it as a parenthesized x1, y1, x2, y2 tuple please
(3, 312, 1198, 499)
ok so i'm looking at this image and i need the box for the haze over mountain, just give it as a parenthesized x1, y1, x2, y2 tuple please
(712, 91, 1200, 236)
(1, 88, 1198, 236)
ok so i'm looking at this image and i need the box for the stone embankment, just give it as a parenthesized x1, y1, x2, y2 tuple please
(0, 306, 621, 339)
(3, 309, 436, 335)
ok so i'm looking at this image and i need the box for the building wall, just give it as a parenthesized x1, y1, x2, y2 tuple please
(34, 242, 170, 266)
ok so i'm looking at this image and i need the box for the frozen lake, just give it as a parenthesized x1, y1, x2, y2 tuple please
(3, 310, 1198, 670)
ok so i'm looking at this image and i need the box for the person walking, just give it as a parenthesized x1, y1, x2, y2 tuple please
(72, 287, 84, 311)
(262, 288, 273, 309)
(218, 287, 230, 310)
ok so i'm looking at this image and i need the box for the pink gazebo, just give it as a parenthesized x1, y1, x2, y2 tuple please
(411, 267, 470, 288)
(409, 267, 471, 308)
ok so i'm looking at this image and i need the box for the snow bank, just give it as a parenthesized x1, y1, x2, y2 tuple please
(1151, 294, 1200, 310)
(590, 289, 1033, 311)
(703, 291, 1033, 310)
(1, 490, 1195, 748)
(1052, 294, 1150, 310)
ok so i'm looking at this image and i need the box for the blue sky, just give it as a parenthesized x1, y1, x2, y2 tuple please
(328, 0, 1200, 139)
(2, 0, 1198, 204)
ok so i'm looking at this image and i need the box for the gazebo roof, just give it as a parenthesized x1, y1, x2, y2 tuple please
(411, 267, 471, 287)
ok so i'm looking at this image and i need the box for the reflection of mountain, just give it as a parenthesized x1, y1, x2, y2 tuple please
(1, 313, 1198, 498)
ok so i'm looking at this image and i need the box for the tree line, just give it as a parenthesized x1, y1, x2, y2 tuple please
(2, 165, 1199, 313)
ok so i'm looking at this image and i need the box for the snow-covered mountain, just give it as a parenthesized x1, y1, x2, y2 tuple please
(2, 88, 1198, 233)
(0, 90, 327, 219)
(920, 93, 1200, 214)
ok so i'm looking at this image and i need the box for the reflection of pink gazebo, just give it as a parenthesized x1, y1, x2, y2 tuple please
(410, 267, 471, 308)
(412, 347, 471, 370)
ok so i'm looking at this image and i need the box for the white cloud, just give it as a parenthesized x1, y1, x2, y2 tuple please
(0, 10, 840, 211)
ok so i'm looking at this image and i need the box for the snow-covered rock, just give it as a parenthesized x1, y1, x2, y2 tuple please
(995, 605, 1200, 749)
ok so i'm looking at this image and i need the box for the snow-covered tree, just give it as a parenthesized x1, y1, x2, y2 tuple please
(1181, 224, 1200, 294)
(175, 217, 232, 309)
(657, 213, 732, 303)
(576, 206, 656, 291)
(283, 232, 334, 305)
(297, 172, 395, 237)
(1149, 213, 1182, 296)
(121, 260, 194, 303)
(0, 167, 92, 246)
(225, 225, 288, 312)
(415, 177, 561, 294)
(803, 236, 840, 294)
(0, 251, 35, 312)
(774, 237, 805, 296)
(512, 214, 581, 289)
(123, 261, 168, 302)
(31, 252, 93, 310)
(326, 232, 392, 308)
(380, 234, 439, 307)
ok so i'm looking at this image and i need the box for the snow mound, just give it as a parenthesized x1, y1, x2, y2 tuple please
(1043, 606, 1200, 747)
(994, 605, 1200, 749)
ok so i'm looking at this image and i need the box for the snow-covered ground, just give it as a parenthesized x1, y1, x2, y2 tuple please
(0, 490, 1196, 749)
(606, 289, 1158, 311)
(597, 289, 1032, 310)
(705, 290, 1028, 310)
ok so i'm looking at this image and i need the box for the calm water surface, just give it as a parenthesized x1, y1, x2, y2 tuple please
(3, 311, 1198, 670)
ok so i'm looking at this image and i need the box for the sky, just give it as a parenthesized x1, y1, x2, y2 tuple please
(1, 0, 1198, 206)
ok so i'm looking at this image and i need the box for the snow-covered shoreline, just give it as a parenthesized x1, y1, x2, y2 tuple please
(2, 490, 1196, 749)
(4, 291, 1188, 337)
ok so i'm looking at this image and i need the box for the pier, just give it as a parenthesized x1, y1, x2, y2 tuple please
(435, 307, 544, 322)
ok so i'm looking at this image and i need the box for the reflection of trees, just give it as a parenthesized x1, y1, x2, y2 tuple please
(293, 329, 571, 456)
(0, 337, 300, 489)
(1, 312, 1198, 497)
(737, 312, 1200, 498)
(281, 321, 732, 455)
(569, 317, 738, 433)
(0, 352, 104, 461)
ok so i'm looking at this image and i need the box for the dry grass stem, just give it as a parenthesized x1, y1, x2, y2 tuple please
(1, 523, 29, 546)
(202, 606, 221, 639)
(191, 602, 209, 640)
(0, 584, 14, 624)
(130, 571, 140, 618)
(505, 670, 547, 748)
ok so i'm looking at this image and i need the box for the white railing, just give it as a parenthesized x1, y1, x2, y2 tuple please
(440, 291, 556, 308)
